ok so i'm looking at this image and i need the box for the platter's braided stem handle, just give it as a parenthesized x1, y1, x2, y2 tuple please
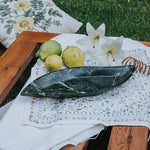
(122, 56, 150, 76)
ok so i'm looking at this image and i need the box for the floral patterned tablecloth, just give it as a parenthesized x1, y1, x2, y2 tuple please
(22, 33, 150, 128)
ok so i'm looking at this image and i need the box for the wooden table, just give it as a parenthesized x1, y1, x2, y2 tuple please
(0, 31, 149, 150)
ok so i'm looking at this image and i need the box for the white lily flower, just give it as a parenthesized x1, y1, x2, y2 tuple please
(95, 36, 125, 66)
(77, 22, 105, 48)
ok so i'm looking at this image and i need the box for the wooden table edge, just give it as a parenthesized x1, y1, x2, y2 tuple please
(0, 31, 60, 104)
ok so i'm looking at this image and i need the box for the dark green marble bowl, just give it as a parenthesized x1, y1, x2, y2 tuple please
(21, 65, 135, 98)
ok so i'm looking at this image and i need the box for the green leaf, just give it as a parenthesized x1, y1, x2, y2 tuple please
(52, 10, 59, 17)
(30, 0, 44, 10)
(2, 0, 16, 4)
(57, 13, 63, 18)
(48, 8, 63, 18)
(0, 12, 6, 17)
(0, 5, 11, 17)
(0, 18, 4, 23)
(15, 32, 19, 37)
(4, 25, 12, 34)
(42, 8, 47, 14)
(42, 18, 53, 30)
(24, 8, 35, 17)
(0, 5, 5, 11)
(52, 20, 62, 26)
(34, 12, 45, 24)
(48, 8, 53, 15)
(7, 20, 15, 24)
(7, 27, 12, 34)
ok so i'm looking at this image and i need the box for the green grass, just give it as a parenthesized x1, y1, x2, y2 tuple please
(54, 0, 150, 41)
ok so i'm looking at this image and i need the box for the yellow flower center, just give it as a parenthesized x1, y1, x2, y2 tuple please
(19, 3, 25, 7)
(106, 49, 113, 55)
(20, 20, 29, 27)
(92, 35, 100, 40)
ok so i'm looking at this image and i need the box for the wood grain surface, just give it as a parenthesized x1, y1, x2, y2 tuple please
(0, 31, 149, 150)
(0, 31, 59, 104)
(108, 126, 149, 150)
(60, 142, 88, 150)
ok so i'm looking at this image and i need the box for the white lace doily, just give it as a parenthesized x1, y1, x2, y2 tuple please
(22, 33, 150, 128)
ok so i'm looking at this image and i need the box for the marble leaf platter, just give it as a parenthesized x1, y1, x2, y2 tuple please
(21, 65, 135, 99)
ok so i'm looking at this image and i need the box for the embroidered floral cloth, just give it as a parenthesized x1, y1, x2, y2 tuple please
(22, 33, 150, 128)
(0, 0, 82, 48)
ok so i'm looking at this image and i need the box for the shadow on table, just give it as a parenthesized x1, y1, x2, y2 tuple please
(87, 126, 112, 150)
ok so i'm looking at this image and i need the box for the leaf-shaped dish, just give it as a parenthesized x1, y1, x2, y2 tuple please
(21, 65, 135, 98)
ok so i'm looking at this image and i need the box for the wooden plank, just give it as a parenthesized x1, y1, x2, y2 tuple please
(0, 67, 19, 101)
(0, 40, 37, 103)
(107, 126, 149, 150)
(0, 39, 38, 67)
(130, 126, 148, 150)
(140, 41, 150, 47)
(108, 126, 132, 150)
(60, 142, 88, 150)
(0, 31, 60, 104)
(19, 31, 60, 43)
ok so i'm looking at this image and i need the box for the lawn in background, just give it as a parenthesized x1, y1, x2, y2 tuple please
(54, 0, 150, 41)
